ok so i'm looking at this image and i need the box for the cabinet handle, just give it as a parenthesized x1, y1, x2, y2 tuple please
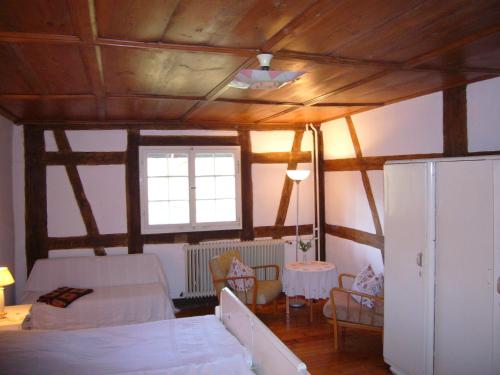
(416, 252, 423, 267)
(497, 277, 500, 294)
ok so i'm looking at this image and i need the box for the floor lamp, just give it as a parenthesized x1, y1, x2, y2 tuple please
(286, 169, 310, 308)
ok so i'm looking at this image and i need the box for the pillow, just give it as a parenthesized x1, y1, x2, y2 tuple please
(352, 271, 384, 309)
(351, 264, 375, 291)
(37, 287, 93, 308)
(226, 257, 255, 292)
(351, 264, 376, 307)
(219, 250, 242, 274)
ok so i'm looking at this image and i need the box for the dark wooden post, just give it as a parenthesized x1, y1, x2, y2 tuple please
(25, 127, 47, 273)
(238, 130, 254, 241)
(443, 85, 468, 157)
(316, 126, 326, 261)
(126, 130, 142, 253)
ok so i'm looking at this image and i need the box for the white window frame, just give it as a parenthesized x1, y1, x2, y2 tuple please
(139, 145, 242, 234)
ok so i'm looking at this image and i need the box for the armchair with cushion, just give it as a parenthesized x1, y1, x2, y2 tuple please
(209, 250, 282, 313)
(323, 273, 384, 351)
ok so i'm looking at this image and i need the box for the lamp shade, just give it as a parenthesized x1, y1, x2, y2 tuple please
(286, 169, 310, 181)
(0, 267, 14, 287)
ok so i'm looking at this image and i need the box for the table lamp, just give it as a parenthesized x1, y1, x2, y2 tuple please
(0, 267, 14, 318)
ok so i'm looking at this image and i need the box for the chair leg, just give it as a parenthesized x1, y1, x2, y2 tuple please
(333, 323, 339, 351)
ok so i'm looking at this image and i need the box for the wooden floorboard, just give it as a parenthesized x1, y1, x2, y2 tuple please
(175, 295, 390, 375)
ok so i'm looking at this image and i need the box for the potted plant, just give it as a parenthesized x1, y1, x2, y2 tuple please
(298, 238, 313, 264)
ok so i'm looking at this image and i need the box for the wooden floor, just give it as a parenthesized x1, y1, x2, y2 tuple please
(176, 296, 391, 375)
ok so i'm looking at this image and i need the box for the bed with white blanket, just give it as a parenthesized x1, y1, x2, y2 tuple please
(0, 289, 309, 375)
(22, 254, 176, 330)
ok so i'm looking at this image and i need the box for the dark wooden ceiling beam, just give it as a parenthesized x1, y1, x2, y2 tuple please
(274, 50, 500, 75)
(95, 37, 259, 57)
(68, 0, 106, 119)
(0, 94, 95, 100)
(0, 93, 380, 108)
(251, 151, 311, 164)
(23, 120, 308, 131)
(0, 31, 81, 44)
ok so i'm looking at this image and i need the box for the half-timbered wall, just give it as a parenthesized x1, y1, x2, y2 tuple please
(10, 76, 500, 301)
(13, 127, 315, 300)
(0, 116, 15, 305)
(323, 76, 500, 276)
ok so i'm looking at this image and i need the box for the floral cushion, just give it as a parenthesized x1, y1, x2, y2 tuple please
(352, 266, 384, 309)
(226, 258, 255, 292)
(351, 264, 383, 308)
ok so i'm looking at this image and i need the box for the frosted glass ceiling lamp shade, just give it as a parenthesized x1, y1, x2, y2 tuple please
(286, 169, 310, 181)
(228, 53, 305, 90)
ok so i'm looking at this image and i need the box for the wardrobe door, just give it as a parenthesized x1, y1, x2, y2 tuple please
(434, 160, 494, 375)
(384, 162, 433, 375)
(494, 160, 500, 375)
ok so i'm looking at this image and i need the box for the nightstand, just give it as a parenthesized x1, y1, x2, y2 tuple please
(0, 304, 32, 331)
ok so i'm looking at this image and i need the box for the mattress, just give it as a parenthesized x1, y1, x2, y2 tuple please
(0, 315, 254, 375)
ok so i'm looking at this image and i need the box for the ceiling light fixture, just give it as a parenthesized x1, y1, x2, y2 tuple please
(228, 53, 305, 90)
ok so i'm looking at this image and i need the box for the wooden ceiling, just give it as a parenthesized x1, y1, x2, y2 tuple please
(0, 0, 499, 128)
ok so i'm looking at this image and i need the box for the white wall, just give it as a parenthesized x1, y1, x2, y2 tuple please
(13, 128, 316, 300)
(322, 77, 500, 276)
(0, 116, 15, 305)
(467, 76, 500, 152)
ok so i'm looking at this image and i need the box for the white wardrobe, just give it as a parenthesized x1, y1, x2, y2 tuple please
(383, 156, 500, 375)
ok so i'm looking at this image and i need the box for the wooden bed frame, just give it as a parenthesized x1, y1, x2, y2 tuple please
(216, 288, 310, 375)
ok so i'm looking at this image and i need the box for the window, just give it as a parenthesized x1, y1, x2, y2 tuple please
(140, 146, 242, 233)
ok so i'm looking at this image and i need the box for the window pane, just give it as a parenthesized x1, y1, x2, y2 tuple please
(168, 177, 189, 200)
(195, 176, 215, 199)
(148, 177, 169, 201)
(168, 200, 189, 224)
(147, 154, 168, 177)
(195, 153, 214, 176)
(168, 154, 188, 176)
(148, 201, 169, 225)
(216, 199, 236, 222)
(215, 176, 235, 199)
(214, 153, 235, 175)
(196, 199, 216, 223)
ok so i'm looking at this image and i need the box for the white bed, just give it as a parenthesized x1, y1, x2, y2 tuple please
(0, 289, 309, 375)
(22, 254, 176, 330)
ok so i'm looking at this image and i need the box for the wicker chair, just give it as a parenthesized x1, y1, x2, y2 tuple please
(323, 273, 384, 351)
(209, 250, 282, 313)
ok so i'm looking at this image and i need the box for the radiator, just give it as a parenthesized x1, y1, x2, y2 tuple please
(184, 239, 285, 298)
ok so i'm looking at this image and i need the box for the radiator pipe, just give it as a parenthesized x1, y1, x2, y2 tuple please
(306, 123, 321, 261)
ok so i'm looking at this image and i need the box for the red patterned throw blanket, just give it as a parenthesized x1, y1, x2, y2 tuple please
(37, 287, 94, 308)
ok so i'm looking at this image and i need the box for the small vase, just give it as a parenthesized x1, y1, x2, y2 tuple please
(301, 251, 308, 264)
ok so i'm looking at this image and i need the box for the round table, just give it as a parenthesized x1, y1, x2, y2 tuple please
(282, 261, 337, 321)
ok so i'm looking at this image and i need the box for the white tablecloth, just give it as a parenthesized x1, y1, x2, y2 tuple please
(283, 261, 338, 299)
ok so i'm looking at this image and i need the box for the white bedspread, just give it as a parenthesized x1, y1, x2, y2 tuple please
(23, 283, 169, 330)
(22, 254, 176, 329)
(0, 315, 254, 375)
